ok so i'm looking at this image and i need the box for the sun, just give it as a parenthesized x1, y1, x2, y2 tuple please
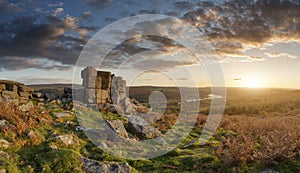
(243, 75, 265, 88)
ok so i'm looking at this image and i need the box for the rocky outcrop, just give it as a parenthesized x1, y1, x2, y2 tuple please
(106, 120, 129, 138)
(0, 80, 34, 105)
(80, 67, 149, 115)
(81, 157, 131, 173)
(81, 66, 127, 106)
(128, 115, 161, 140)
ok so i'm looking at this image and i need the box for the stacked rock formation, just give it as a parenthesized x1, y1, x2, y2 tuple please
(0, 80, 34, 104)
(81, 66, 127, 106)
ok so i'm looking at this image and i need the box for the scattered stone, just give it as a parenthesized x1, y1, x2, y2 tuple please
(27, 130, 35, 137)
(56, 135, 74, 145)
(0, 139, 10, 149)
(259, 169, 279, 173)
(50, 144, 58, 150)
(128, 115, 161, 139)
(106, 120, 129, 138)
(54, 111, 72, 118)
(19, 101, 34, 112)
(0, 80, 33, 105)
(0, 120, 6, 127)
(81, 157, 130, 173)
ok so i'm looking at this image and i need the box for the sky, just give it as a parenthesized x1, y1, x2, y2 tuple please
(0, 0, 299, 88)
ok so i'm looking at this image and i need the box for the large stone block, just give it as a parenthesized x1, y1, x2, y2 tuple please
(2, 91, 18, 99)
(96, 98, 107, 104)
(111, 90, 120, 104)
(97, 71, 111, 90)
(96, 89, 110, 100)
(81, 66, 97, 79)
(95, 77, 102, 89)
(83, 77, 96, 88)
(84, 89, 96, 104)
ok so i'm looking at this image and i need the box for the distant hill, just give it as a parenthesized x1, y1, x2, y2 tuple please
(28, 84, 82, 91)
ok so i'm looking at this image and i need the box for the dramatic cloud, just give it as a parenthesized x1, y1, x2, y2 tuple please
(0, 1, 22, 15)
(85, 0, 113, 8)
(0, 14, 95, 70)
(181, 0, 300, 59)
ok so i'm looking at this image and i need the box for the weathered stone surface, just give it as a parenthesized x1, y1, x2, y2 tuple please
(0, 139, 10, 149)
(81, 66, 97, 78)
(81, 157, 131, 173)
(95, 77, 102, 89)
(111, 90, 120, 104)
(0, 120, 6, 127)
(55, 111, 72, 118)
(19, 91, 30, 98)
(0, 84, 5, 91)
(19, 97, 29, 104)
(19, 101, 34, 112)
(97, 71, 111, 90)
(85, 89, 96, 104)
(56, 135, 74, 145)
(83, 77, 96, 88)
(106, 120, 129, 138)
(2, 91, 18, 99)
(128, 115, 161, 139)
(96, 89, 109, 100)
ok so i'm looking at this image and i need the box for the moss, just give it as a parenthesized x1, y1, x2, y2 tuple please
(35, 150, 83, 173)
(0, 154, 20, 173)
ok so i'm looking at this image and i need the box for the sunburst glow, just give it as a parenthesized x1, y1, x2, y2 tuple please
(243, 75, 265, 88)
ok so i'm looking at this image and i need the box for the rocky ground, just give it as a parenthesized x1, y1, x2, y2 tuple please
(0, 85, 299, 172)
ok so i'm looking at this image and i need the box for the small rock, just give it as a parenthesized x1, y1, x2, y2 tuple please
(56, 135, 74, 145)
(19, 101, 34, 112)
(0, 169, 6, 173)
(50, 144, 58, 150)
(75, 126, 85, 131)
(54, 111, 72, 118)
(0, 139, 10, 149)
(0, 120, 6, 127)
(27, 130, 35, 137)
(81, 157, 130, 173)
(259, 169, 279, 173)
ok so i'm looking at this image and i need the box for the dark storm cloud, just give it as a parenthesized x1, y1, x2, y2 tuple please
(0, 14, 96, 70)
(0, 1, 23, 15)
